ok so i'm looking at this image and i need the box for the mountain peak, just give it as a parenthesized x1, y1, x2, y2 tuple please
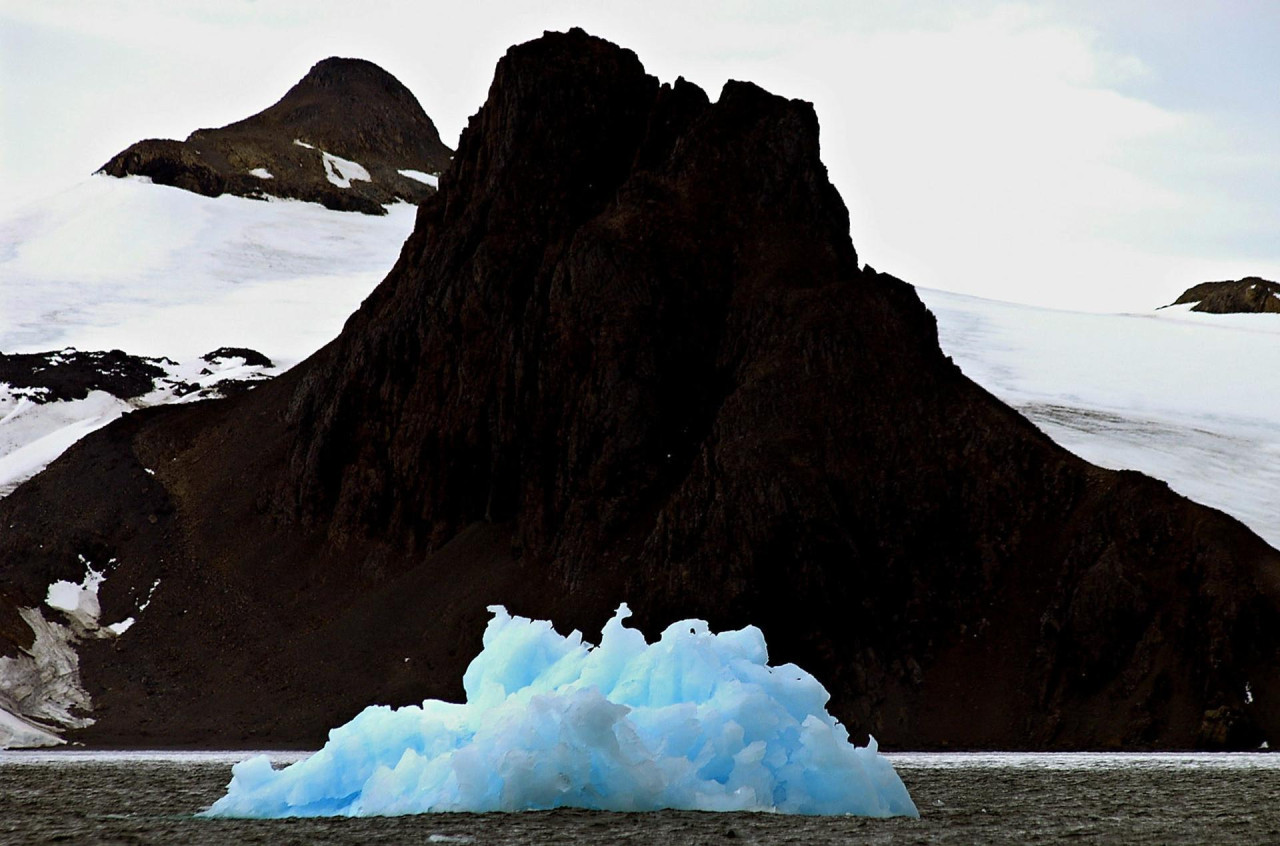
(5, 30, 1279, 752)
(99, 57, 450, 214)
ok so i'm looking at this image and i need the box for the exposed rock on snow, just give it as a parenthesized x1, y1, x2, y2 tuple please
(1, 29, 1279, 755)
(99, 57, 450, 215)
(1168, 276, 1280, 314)
(0, 347, 276, 496)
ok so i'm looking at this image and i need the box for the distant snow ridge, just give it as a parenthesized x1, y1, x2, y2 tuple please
(918, 288, 1280, 549)
(204, 605, 918, 818)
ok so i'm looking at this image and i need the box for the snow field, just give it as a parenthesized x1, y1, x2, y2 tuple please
(918, 288, 1280, 548)
(0, 175, 415, 367)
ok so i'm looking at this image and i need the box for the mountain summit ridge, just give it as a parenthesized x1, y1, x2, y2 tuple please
(2, 29, 1279, 751)
(99, 56, 451, 214)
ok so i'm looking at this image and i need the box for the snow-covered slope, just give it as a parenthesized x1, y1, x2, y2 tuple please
(0, 176, 415, 496)
(0, 175, 415, 366)
(920, 288, 1280, 549)
(3, 177, 1276, 557)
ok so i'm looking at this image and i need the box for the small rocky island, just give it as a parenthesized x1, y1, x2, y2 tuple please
(99, 57, 452, 214)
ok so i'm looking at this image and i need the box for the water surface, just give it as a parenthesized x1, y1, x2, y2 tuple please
(4, 751, 1279, 844)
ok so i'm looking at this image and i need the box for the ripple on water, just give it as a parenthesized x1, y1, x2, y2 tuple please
(3, 753, 1280, 845)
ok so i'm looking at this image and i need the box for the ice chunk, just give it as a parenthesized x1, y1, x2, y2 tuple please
(204, 605, 918, 818)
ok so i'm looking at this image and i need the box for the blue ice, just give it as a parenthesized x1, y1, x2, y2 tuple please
(203, 604, 918, 818)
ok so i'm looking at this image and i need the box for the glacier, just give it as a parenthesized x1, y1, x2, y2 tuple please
(204, 604, 918, 818)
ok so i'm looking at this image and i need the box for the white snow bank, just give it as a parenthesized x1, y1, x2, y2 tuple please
(0, 175, 415, 366)
(0, 175, 410, 499)
(0, 703, 63, 748)
(42, 555, 133, 636)
(249, 168, 274, 180)
(293, 138, 372, 188)
(398, 169, 439, 188)
(205, 605, 918, 818)
(0, 390, 127, 497)
(45, 559, 106, 628)
(321, 152, 371, 189)
(0, 605, 95, 748)
(919, 288, 1280, 548)
(0, 555, 156, 747)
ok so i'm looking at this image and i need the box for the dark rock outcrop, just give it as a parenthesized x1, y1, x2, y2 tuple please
(1170, 277, 1280, 314)
(0, 350, 169, 403)
(0, 348, 274, 404)
(99, 57, 452, 215)
(4, 30, 1280, 751)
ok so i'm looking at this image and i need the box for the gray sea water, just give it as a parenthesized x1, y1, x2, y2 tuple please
(3, 750, 1279, 845)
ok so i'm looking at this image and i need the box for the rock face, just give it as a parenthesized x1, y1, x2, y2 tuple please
(99, 57, 452, 215)
(1171, 277, 1280, 313)
(4, 29, 1280, 750)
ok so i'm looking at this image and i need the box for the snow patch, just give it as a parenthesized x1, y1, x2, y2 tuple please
(321, 151, 371, 189)
(105, 617, 134, 636)
(0, 702, 63, 748)
(44, 558, 106, 629)
(0, 557, 157, 747)
(0, 391, 127, 497)
(0, 606, 95, 748)
(249, 168, 274, 180)
(398, 169, 439, 188)
(204, 604, 918, 819)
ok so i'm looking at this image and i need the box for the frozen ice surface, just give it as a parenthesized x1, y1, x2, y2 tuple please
(919, 288, 1280, 549)
(205, 605, 918, 818)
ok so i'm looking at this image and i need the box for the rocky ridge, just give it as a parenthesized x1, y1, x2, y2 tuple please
(99, 57, 452, 215)
(3, 29, 1280, 751)
(1169, 277, 1280, 314)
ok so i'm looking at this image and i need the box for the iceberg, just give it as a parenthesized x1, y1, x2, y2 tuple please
(204, 604, 918, 818)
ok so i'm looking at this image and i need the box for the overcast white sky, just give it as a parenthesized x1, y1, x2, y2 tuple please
(2, 1, 1277, 311)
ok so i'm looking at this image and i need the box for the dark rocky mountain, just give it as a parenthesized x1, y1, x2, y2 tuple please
(99, 57, 452, 215)
(3, 29, 1280, 751)
(1170, 277, 1280, 313)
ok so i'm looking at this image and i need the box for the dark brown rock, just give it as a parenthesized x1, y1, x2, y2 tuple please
(99, 57, 452, 215)
(1170, 277, 1280, 313)
(0, 349, 169, 403)
(4, 29, 1280, 751)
